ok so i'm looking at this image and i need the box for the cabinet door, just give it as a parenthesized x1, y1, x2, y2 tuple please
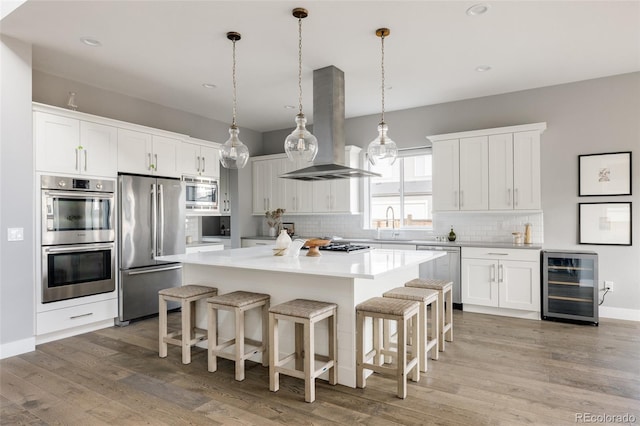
(268, 158, 286, 211)
(488, 133, 514, 210)
(80, 122, 117, 177)
(313, 181, 333, 212)
(331, 178, 358, 213)
(513, 131, 541, 210)
(252, 160, 270, 214)
(152, 135, 181, 178)
(459, 136, 488, 210)
(35, 112, 81, 174)
(461, 258, 498, 307)
(118, 128, 153, 175)
(219, 166, 231, 214)
(283, 158, 313, 213)
(179, 142, 201, 176)
(200, 145, 220, 178)
(499, 260, 540, 311)
(432, 139, 460, 211)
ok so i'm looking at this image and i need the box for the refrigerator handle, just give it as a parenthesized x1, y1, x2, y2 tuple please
(158, 184, 165, 256)
(151, 183, 157, 259)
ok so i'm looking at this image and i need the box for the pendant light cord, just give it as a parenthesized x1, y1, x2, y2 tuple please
(380, 33, 386, 125)
(297, 16, 303, 116)
(231, 38, 238, 128)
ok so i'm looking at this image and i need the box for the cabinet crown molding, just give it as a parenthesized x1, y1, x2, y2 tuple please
(427, 122, 547, 143)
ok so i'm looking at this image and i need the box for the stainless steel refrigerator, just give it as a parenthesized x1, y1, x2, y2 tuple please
(118, 174, 185, 323)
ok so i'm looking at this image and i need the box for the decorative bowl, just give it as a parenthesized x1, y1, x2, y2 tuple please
(303, 239, 331, 257)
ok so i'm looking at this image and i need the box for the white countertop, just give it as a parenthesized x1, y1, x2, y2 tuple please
(158, 246, 445, 279)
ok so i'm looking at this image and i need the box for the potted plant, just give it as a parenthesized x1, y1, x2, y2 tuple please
(265, 208, 286, 237)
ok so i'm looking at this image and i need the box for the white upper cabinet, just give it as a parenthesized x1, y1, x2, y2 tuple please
(283, 158, 314, 213)
(219, 166, 231, 214)
(117, 129, 181, 178)
(429, 123, 546, 212)
(35, 111, 117, 177)
(252, 156, 286, 214)
(180, 138, 220, 178)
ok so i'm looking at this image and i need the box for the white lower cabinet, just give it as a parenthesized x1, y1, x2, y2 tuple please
(461, 247, 540, 317)
(36, 298, 118, 336)
(241, 238, 275, 248)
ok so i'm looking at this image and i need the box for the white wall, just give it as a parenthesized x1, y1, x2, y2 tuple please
(263, 73, 640, 320)
(0, 35, 35, 357)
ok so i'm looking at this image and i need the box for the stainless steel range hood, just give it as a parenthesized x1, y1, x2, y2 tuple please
(280, 66, 380, 181)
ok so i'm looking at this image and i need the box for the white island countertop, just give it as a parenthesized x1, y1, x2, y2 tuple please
(158, 246, 445, 279)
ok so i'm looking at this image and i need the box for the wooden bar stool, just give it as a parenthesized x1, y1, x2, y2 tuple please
(269, 299, 337, 403)
(383, 286, 439, 372)
(405, 278, 453, 351)
(158, 285, 218, 364)
(207, 291, 270, 381)
(356, 297, 420, 399)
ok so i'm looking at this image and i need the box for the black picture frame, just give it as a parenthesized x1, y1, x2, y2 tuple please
(578, 151, 632, 196)
(578, 202, 632, 246)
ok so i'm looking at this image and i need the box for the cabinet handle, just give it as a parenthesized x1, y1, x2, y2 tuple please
(498, 264, 504, 283)
(84, 150, 88, 171)
(196, 155, 200, 172)
(202, 157, 206, 172)
(490, 264, 496, 282)
(70, 312, 93, 320)
(155, 154, 158, 171)
(460, 190, 464, 208)
(147, 153, 152, 170)
(75, 149, 79, 170)
(454, 190, 458, 208)
(487, 252, 508, 256)
(514, 188, 519, 207)
(507, 188, 512, 206)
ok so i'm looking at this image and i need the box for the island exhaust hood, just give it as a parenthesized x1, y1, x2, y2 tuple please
(280, 66, 381, 181)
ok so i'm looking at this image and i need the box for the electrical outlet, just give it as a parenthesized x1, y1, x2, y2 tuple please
(604, 281, 614, 292)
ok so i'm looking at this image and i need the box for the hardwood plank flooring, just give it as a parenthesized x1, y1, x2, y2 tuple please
(2, 311, 638, 425)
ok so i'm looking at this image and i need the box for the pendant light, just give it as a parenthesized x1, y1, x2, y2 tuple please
(284, 7, 318, 163)
(367, 28, 398, 166)
(220, 31, 249, 169)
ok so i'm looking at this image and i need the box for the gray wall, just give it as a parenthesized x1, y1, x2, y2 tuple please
(264, 73, 640, 316)
(1, 35, 34, 355)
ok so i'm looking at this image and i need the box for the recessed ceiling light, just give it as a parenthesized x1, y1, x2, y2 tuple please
(475, 65, 492, 72)
(466, 4, 490, 16)
(80, 37, 101, 47)
(202, 83, 217, 89)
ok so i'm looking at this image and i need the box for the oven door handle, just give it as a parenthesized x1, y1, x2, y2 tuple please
(125, 265, 182, 276)
(43, 190, 114, 199)
(43, 243, 114, 254)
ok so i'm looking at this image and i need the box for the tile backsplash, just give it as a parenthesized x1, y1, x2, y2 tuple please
(275, 211, 543, 243)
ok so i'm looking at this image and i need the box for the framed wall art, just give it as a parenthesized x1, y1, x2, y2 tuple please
(579, 202, 632, 246)
(579, 151, 632, 196)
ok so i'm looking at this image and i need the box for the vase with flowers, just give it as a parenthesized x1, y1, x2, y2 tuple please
(265, 208, 286, 237)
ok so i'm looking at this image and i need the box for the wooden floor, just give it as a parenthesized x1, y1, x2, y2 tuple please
(2, 311, 639, 425)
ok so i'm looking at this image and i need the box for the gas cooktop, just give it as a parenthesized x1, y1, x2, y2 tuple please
(303, 242, 371, 253)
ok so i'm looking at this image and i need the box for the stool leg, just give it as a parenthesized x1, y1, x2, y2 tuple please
(383, 319, 392, 364)
(418, 301, 427, 373)
(207, 305, 218, 372)
(235, 307, 245, 381)
(356, 311, 365, 389)
(431, 299, 439, 360)
(261, 301, 270, 367)
(438, 290, 445, 352)
(269, 313, 279, 392)
(181, 298, 191, 364)
(373, 317, 382, 366)
(159, 295, 168, 358)
(328, 312, 337, 386)
(410, 313, 420, 383)
(445, 289, 453, 342)
(295, 322, 304, 371)
(397, 317, 407, 399)
(304, 319, 314, 403)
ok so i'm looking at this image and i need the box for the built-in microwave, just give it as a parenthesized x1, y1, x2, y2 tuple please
(183, 176, 218, 213)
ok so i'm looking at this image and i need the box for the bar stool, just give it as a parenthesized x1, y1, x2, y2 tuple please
(405, 278, 453, 351)
(383, 287, 439, 372)
(207, 291, 270, 381)
(356, 297, 420, 399)
(158, 285, 218, 364)
(269, 299, 337, 403)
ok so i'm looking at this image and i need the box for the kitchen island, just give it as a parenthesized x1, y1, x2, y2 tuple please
(158, 246, 445, 387)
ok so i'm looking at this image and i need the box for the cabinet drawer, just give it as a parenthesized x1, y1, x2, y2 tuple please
(185, 244, 224, 254)
(37, 298, 117, 335)
(462, 247, 539, 262)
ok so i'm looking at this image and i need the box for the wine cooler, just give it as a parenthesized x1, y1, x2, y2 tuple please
(542, 250, 598, 325)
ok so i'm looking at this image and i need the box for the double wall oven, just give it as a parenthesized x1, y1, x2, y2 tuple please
(41, 175, 116, 303)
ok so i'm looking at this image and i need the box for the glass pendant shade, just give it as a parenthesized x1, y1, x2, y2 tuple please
(220, 125, 249, 169)
(367, 122, 398, 166)
(284, 113, 318, 162)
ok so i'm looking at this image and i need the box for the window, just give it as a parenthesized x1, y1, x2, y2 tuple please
(366, 148, 433, 229)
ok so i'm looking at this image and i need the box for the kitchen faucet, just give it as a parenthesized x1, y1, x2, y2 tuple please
(385, 206, 395, 230)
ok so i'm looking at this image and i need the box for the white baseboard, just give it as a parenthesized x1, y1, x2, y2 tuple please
(0, 336, 36, 359)
(599, 307, 640, 322)
(35, 318, 115, 345)
(463, 304, 541, 320)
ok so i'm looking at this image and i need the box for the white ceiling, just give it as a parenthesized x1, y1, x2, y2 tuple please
(2, 1, 639, 132)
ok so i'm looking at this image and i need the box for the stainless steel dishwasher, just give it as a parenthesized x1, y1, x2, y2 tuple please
(416, 245, 462, 309)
